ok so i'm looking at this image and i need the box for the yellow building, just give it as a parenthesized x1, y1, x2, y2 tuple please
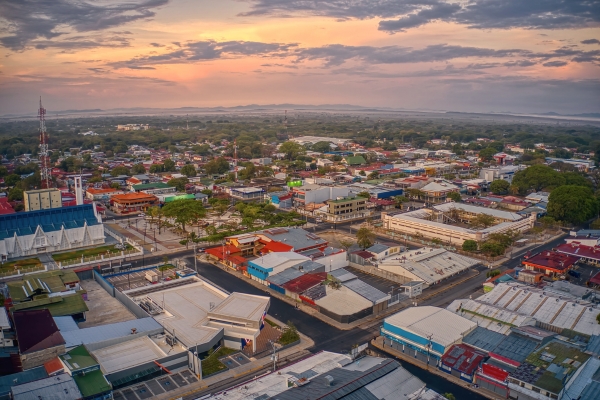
(23, 188, 62, 211)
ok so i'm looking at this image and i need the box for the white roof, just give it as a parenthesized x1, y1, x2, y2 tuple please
(315, 285, 372, 316)
(250, 252, 310, 271)
(384, 306, 476, 347)
(61, 317, 162, 349)
(434, 201, 522, 221)
(420, 181, 459, 192)
(0, 307, 11, 330)
(209, 292, 269, 321)
(93, 336, 166, 374)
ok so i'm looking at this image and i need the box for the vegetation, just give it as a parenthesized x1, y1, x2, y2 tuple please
(470, 213, 496, 229)
(547, 185, 599, 225)
(201, 347, 237, 377)
(490, 179, 510, 194)
(511, 165, 565, 195)
(447, 191, 461, 202)
(486, 269, 501, 278)
(52, 244, 133, 262)
(462, 239, 478, 252)
(278, 321, 300, 345)
(443, 393, 456, 400)
(161, 199, 206, 232)
(356, 227, 376, 249)
(0, 257, 42, 273)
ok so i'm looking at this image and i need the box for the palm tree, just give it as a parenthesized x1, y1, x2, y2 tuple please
(356, 227, 376, 249)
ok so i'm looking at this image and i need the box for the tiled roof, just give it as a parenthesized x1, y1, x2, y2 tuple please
(14, 310, 65, 354)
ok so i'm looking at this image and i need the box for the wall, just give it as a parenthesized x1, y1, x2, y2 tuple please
(315, 251, 347, 272)
(305, 187, 350, 204)
(20, 345, 66, 370)
(106, 351, 188, 389)
(93, 270, 115, 296)
(114, 290, 151, 320)
(348, 262, 414, 285)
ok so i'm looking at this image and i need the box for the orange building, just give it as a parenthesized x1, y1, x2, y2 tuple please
(110, 192, 158, 214)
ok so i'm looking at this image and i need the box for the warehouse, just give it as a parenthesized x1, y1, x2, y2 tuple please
(380, 306, 477, 365)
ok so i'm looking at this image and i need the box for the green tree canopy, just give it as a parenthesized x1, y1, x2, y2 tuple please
(447, 191, 461, 202)
(547, 185, 599, 225)
(563, 172, 592, 188)
(311, 141, 332, 153)
(167, 177, 189, 191)
(180, 164, 197, 177)
(356, 227, 375, 249)
(131, 164, 147, 174)
(162, 199, 206, 232)
(478, 147, 497, 162)
(110, 166, 130, 177)
(149, 164, 164, 174)
(204, 157, 230, 175)
(490, 179, 510, 194)
(4, 174, 21, 187)
(471, 213, 496, 229)
(163, 159, 176, 172)
(462, 240, 478, 252)
(8, 187, 23, 201)
(511, 165, 566, 195)
(279, 141, 306, 160)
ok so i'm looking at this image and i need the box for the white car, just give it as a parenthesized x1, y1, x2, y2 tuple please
(138, 213, 145, 217)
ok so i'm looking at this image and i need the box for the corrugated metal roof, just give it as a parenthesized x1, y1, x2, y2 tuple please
(366, 244, 389, 254)
(463, 327, 506, 352)
(53, 316, 80, 332)
(344, 279, 390, 304)
(587, 335, 600, 356)
(267, 267, 304, 286)
(329, 268, 357, 283)
(493, 333, 539, 363)
(11, 373, 82, 400)
(0, 367, 48, 397)
(61, 317, 162, 349)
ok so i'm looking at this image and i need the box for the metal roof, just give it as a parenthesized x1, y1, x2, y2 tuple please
(0, 204, 99, 239)
(267, 267, 304, 286)
(343, 279, 390, 304)
(0, 367, 48, 398)
(493, 333, 539, 363)
(53, 316, 80, 332)
(587, 335, 600, 356)
(462, 327, 506, 352)
(11, 373, 82, 400)
(329, 268, 357, 283)
(61, 317, 162, 349)
(366, 244, 389, 254)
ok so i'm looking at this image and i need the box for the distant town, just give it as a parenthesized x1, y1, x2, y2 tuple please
(0, 108, 599, 400)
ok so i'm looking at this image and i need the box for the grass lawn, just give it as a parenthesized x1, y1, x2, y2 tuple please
(264, 318, 279, 328)
(0, 258, 42, 273)
(201, 347, 237, 377)
(157, 264, 175, 271)
(52, 244, 133, 262)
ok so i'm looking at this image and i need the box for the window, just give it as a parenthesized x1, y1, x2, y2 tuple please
(34, 236, 46, 248)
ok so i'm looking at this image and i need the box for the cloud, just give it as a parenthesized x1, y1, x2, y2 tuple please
(581, 39, 600, 45)
(110, 40, 298, 68)
(503, 59, 537, 67)
(0, 0, 168, 51)
(150, 42, 164, 47)
(240, 0, 600, 32)
(543, 60, 568, 67)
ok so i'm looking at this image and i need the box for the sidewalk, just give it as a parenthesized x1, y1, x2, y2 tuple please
(371, 337, 504, 400)
(153, 330, 314, 400)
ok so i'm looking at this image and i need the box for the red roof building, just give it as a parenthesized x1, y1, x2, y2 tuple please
(440, 344, 485, 382)
(260, 240, 294, 254)
(522, 251, 579, 277)
(205, 245, 247, 271)
(476, 362, 510, 396)
(0, 197, 15, 215)
(282, 272, 327, 295)
(556, 242, 600, 265)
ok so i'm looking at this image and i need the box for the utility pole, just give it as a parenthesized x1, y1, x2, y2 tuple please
(268, 340, 277, 371)
(193, 241, 197, 272)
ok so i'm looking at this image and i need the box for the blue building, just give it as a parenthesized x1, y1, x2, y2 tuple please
(380, 307, 476, 365)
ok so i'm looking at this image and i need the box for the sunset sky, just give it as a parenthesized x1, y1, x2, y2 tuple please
(1, 0, 599, 115)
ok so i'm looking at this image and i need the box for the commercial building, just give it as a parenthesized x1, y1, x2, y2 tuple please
(382, 201, 535, 245)
(418, 180, 460, 203)
(439, 344, 485, 383)
(110, 192, 158, 213)
(229, 186, 265, 202)
(59, 345, 112, 400)
(317, 196, 369, 222)
(447, 282, 600, 336)
(23, 188, 62, 211)
(290, 136, 351, 147)
(380, 307, 477, 364)
(85, 187, 124, 201)
(131, 182, 176, 195)
(11, 373, 82, 400)
(0, 203, 105, 260)
(117, 124, 149, 131)
(375, 247, 480, 287)
(556, 242, 600, 265)
(522, 250, 579, 277)
(13, 310, 66, 370)
(203, 350, 436, 400)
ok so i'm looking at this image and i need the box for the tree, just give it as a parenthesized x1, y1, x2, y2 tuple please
(367, 171, 379, 179)
(490, 179, 510, 194)
(204, 157, 230, 175)
(547, 185, 599, 225)
(8, 187, 23, 201)
(279, 141, 306, 160)
(131, 164, 147, 174)
(447, 191, 461, 202)
(511, 165, 566, 194)
(553, 148, 572, 159)
(111, 166, 130, 177)
(339, 239, 355, 252)
(443, 393, 456, 400)
(356, 227, 375, 249)
(163, 159, 176, 172)
(471, 213, 496, 229)
(167, 177, 189, 192)
(480, 241, 505, 257)
(478, 147, 497, 162)
(162, 199, 206, 232)
(311, 141, 332, 153)
(149, 164, 164, 174)
(201, 189, 213, 197)
(462, 240, 478, 252)
(180, 164, 197, 177)
(563, 172, 592, 188)
(0, 166, 8, 177)
(4, 174, 21, 187)
(356, 191, 371, 198)
(110, 182, 121, 189)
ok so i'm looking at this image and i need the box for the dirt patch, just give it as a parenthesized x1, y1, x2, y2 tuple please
(78, 279, 136, 328)
(317, 231, 357, 249)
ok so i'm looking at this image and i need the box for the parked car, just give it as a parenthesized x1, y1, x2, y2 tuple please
(568, 270, 581, 278)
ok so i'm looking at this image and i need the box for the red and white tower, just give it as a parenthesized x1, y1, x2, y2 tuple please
(38, 97, 51, 189)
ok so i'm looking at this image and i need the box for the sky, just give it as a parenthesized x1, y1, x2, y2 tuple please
(0, 0, 599, 115)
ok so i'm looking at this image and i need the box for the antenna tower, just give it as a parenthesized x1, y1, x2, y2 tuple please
(284, 109, 288, 135)
(38, 97, 51, 189)
(234, 139, 238, 182)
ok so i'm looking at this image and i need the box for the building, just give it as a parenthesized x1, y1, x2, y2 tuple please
(479, 165, 522, 183)
(318, 196, 369, 222)
(522, 250, 579, 277)
(117, 124, 149, 131)
(110, 192, 158, 213)
(382, 202, 535, 246)
(545, 157, 595, 171)
(375, 247, 480, 287)
(23, 188, 62, 211)
(59, 346, 112, 400)
(0, 197, 15, 215)
(85, 187, 124, 201)
(247, 252, 312, 284)
(418, 180, 460, 203)
(439, 344, 485, 383)
(0, 367, 48, 399)
(13, 310, 66, 370)
(380, 307, 477, 365)
(203, 351, 435, 400)
(131, 182, 176, 195)
(7, 270, 88, 319)
(290, 136, 351, 147)
(230, 186, 265, 202)
(0, 204, 105, 260)
(556, 242, 600, 265)
(11, 373, 82, 400)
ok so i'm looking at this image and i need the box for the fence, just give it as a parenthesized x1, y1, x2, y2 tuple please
(0, 264, 47, 279)
(59, 248, 143, 269)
